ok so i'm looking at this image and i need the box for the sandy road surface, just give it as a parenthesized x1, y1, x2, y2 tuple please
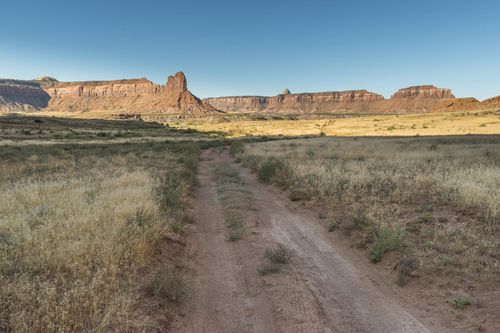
(172, 149, 442, 332)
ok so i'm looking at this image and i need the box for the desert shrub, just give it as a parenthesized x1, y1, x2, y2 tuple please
(225, 213, 244, 230)
(257, 157, 289, 184)
(288, 187, 309, 201)
(257, 157, 281, 183)
(264, 244, 292, 264)
(327, 219, 338, 232)
(450, 296, 472, 309)
(306, 148, 316, 158)
(145, 268, 187, 304)
(229, 141, 245, 156)
(258, 263, 281, 275)
(341, 207, 370, 235)
(241, 154, 261, 170)
(156, 173, 185, 218)
(241, 136, 500, 283)
(395, 256, 418, 286)
(369, 224, 405, 263)
(126, 207, 156, 228)
(227, 228, 244, 242)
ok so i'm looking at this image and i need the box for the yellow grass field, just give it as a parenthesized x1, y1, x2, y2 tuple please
(169, 109, 500, 137)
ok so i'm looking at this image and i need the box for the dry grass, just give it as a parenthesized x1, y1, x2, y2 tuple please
(239, 136, 500, 282)
(0, 117, 212, 332)
(169, 109, 500, 137)
(212, 161, 253, 242)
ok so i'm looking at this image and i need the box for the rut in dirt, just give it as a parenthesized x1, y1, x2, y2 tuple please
(172, 149, 441, 333)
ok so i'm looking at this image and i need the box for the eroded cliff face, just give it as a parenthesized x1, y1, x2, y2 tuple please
(205, 90, 385, 113)
(204, 85, 484, 113)
(391, 85, 455, 99)
(45, 78, 158, 98)
(0, 82, 50, 112)
(45, 72, 217, 114)
(482, 95, 500, 107)
(0, 76, 497, 115)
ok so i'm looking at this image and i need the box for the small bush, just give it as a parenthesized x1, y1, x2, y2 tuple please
(369, 224, 405, 263)
(155, 173, 184, 219)
(229, 141, 245, 156)
(225, 214, 243, 230)
(306, 148, 316, 158)
(126, 207, 155, 228)
(327, 220, 338, 232)
(264, 244, 292, 264)
(227, 228, 244, 242)
(450, 296, 472, 309)
(257, 157, 286, 184)
(258, 263, 281, 275)
(395, 256, 418, 286)
(341, 208, 369, 235)
(288, 187, 310, 201)
(145, 268, 187, 304)
(242, 155, 260, 170)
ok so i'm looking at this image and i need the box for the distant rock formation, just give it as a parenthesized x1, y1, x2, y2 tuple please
(203, 85, 493, 114)
(482, 95, 500, 107)
(0, 80, 50, 112)
(391, 85, 455, 99)
(35, 76, 59, 86)
(163, 72, 214, 114)
(43, 72, 218, 114)
(1, 74, 498, 115)
(205, 90, 385, 113)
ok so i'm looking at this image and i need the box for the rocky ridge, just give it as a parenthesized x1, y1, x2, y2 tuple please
(204, 85, 498, 113)
(1, 75, 498, 114)
(0, 72, 217, 114)
(45, 72, 216, 114)
(205, 90, 385, 113)
(391, 85, 455, 99)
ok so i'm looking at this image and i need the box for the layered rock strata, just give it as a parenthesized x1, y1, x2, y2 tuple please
(204, 85, 489, 113)
(45, 72, 217, 114)
(0, 72, 217, 114)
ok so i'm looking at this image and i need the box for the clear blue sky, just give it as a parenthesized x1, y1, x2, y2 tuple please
(1, 0, 499, 100)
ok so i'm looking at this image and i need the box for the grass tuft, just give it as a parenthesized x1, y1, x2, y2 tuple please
(264, 244, 292, 264)
(369, 224, 405, 263)
(450, 296, 472, 309)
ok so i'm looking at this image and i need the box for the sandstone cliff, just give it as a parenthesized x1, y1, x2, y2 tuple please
(391, 85, 455, 99)
(482, 95, 500, 107)
(204, 85, 488, 114)
(205, 90, 385, 113)
(0, 72, 216, 114)
(45, 72, 217, 114)
(1, 75, 498, 115)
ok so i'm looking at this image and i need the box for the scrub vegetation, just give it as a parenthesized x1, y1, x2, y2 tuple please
(0, 115, 222, 332)
(237, 136, 500, 283)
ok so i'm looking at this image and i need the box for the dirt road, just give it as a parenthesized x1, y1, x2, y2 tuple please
(172, 149, 443, 332)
